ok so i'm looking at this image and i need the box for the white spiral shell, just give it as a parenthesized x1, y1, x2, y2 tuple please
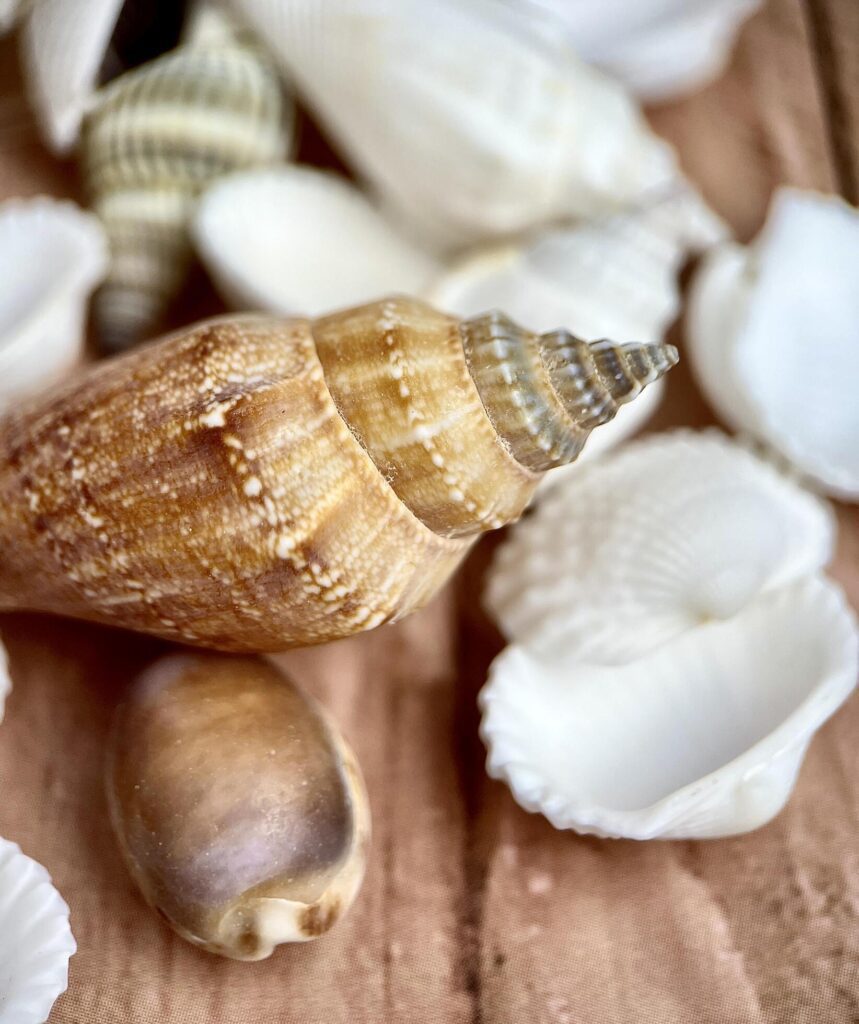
(227, 0, 681, 252)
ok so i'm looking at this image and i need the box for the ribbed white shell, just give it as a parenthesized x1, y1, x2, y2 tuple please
(193, 166, 440, 315)
(480, 577, 858, 839)
(0, 839, 76, 1023)
(227, 0, 680, 252)
(688, 189, 859, 500)
(0, 197, 108, 413)
(486, 431, 835, 659)
(19, 0, 125, 153)
(516, 0, 762, 101)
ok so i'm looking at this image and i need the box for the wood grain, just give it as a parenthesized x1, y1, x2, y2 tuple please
(0, 2, 855, 1022)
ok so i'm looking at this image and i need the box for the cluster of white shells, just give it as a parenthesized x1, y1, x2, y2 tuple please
(483, 431, 858, 839)
(0, 0, 856, 1013)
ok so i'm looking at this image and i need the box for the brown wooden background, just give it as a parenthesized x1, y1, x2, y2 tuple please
(0, 1, 858, 1021)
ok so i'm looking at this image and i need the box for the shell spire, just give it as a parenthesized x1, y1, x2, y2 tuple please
(459, 311, 678, 471)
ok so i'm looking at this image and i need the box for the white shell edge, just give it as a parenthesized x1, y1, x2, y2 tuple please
(0, 838, 76, 1024)
(480, 576, 858, 840)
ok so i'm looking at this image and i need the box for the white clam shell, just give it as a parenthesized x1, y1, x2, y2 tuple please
(20, 0, 125, 153)
(486, 431, 835, 660)
(480, 577, 858, 839)
(227, 0, 680, 252)
(688, 189, 859, 500)
(430, 191, 726, 470)
(0, 839, 76, 1023)
(519, 0, 762, 101)
(0, 197, 108, 413)
(193, 166, 440, 315)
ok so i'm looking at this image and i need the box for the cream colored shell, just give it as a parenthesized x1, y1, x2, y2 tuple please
(82, 9, 291, 350)
(108, 652, 369, 959)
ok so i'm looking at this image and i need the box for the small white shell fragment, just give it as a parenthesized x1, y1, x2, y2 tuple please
(19, 0, 125, 153)
(193, 166, 440, 315)
(518, 0, 762, 101)
(486, 431, 835, 660)
(480, 576, 858, 839)
(0, 838, 76, 1023)
(227, 0, 680, 252)
(430, 190, 726, 469)
(688, 189, 859, 500)
(0, 639, 9, 724)
(0, 197, 108, 413)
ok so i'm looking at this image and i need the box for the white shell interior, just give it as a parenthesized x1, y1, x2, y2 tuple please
(0, 197, 107, 411)
(0, 838, 76, 1024)
(20, 0, 125, 153)
(481, 577, 858, 839)
(688, 189, 859, 500)
(487, 431, 834, 659)
(229, 0, 679, 252)
(193, 167, 440, 316)
(518, 0, 762, 100)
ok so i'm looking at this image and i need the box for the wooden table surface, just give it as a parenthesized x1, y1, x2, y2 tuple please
(1, 2, 858, 1021)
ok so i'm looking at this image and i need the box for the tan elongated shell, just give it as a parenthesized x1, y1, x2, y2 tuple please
(107, 652, 369, 959)
(0, 297, 675, 651)
(82, 9, 290, 351)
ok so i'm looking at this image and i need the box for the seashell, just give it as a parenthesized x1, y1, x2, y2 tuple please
(226, 0, 681, 252)
(0, 638, 9, 724)
(480, 576, 858, 839)
(688, 188, 859, 500)
(193, 166, 441, 315)
(0, 197, 107, 414)
(0, 838, 76, 1022)
(486, 431, 834, 660)
(19, 0, 125, 153)
(0, 297, 676, 652)
(82, 7, 291, 351)
(430, 189, 727, 469)
(517, 0, 762, 102)
(108, 651, 369, 959)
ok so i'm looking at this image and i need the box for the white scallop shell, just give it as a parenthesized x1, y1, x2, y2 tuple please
(0, 197, 108, 413)
(688, 189, 859, 500)
(430, 190, 726, 468)
(227, 0, 680, 252)
(0, 839, 76, 1023)
(0, 640, 9, 724)
(480, 576, 858, 839)
(19, 0, 125, 153)
(486, 431, 835, 660)
(518, 0, 762, 101)
(193, 166, 440, 315)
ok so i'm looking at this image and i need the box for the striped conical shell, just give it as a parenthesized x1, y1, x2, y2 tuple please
(0, 297, 676, 651)
(82, 8, 290, 351)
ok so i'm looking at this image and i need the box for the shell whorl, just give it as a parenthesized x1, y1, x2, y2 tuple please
(82, 15, 289, 351)
(460, 312, 678, 471)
